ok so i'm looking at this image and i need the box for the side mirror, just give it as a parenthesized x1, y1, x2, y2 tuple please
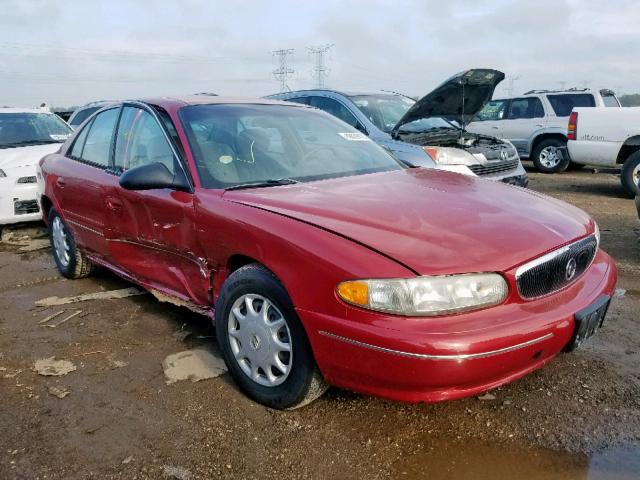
(119, 162, 190, 191)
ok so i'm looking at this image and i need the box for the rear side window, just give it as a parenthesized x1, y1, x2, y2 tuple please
(286, 97, 309, 105)
(507, 97, 544, 119)
(475, 100, 509, 121)
(602, 94, 620, 107)
(308, 96, 360, 128)
(546, 94, 595, 117)
(114, 106, 175, 173)
(69, 121, 91, 158)
(69, 107, 100, 127)
(80, 108, 120, 167)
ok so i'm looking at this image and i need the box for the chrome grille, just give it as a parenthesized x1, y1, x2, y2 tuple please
(516, 235, 598, 299)
(468, 158, 519, 176)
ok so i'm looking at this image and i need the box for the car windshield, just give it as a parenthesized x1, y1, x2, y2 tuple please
(0, 112, 72, 148)
(179, 104, 404, 189)
(349, 94, 454, 133)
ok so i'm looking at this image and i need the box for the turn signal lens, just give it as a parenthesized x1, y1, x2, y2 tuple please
(567, 112, 578, 140)
(336, 281, 369, 306)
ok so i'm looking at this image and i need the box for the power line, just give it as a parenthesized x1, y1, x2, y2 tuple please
(272, 48, 294, 92)
(307, 44, 333, 89)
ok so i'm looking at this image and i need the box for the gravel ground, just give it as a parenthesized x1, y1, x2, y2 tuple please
(0, 167, 639, 479)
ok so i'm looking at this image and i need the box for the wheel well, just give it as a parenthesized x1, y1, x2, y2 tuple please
(227, 254, 261, 274)
(40, 195, 53, 223)
(616, 136, 640, 164)
(531, 133, 567, 153)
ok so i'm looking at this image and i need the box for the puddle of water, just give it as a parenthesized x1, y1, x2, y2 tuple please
(392, 440, 639, 480)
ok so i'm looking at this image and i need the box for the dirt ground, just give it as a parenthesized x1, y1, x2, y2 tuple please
(1, 166, 639, 479)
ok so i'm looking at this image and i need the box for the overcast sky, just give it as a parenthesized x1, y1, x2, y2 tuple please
(1, 0, 638, 107)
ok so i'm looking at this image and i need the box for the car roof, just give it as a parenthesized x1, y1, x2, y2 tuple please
(0, 107, 56, 114)
(137, 95, 303, 110)
(269, 89, 401, 98)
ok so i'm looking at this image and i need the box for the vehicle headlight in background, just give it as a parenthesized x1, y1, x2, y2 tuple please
(337, 273, 508, 316)
(423, 146, 476, 166)
(0, 169, 6, 178)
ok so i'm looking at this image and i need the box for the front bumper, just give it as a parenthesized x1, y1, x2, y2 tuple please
(0, 178, 41, 225)
(299, 250, 616, 403)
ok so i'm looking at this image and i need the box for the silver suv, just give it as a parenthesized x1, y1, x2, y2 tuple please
(467, 88, 620, 173)
(267, 69, 528, 187)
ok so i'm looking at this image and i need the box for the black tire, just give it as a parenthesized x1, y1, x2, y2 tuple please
(567, 161, 586, 170)
(48, 208, 93, 279)
(621, 151, 640, 197)
(215, 263, 328, 409)
(532, 138, 569, 173)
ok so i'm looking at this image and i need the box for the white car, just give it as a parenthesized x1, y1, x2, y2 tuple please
(469, 88, 620, 173)
(0, 108, 73, 224)
(566, 106, 640, 196)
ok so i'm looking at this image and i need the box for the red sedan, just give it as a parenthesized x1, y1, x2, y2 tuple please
(39, 96, 617, 409)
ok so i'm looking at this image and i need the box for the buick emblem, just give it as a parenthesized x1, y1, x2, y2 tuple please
(500, 149, 508, 161)
(250, 334, 262, 351)
(565, 258, 577, 281)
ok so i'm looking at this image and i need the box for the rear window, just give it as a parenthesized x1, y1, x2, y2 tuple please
(602, 94, 620, 108)
(69, 107, 101, 127)
(546, 94, 595, 117)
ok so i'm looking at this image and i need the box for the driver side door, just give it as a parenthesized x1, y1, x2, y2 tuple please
(467, 99, 509, 138)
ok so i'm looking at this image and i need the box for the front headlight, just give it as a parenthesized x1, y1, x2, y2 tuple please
(0, 169, 6, 178)
(337, 273, 508, 316)
(423, 146, 476, 166)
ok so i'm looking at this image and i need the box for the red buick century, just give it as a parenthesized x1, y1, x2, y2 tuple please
(39, 96, 617, 409)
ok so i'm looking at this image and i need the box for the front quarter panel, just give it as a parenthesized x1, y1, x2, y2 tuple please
(193, 189, 415, 318)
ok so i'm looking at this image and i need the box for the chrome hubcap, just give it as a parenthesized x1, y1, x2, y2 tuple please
(51, 217, 70, 267)
(633, 164, 640, 187)
(227, 294, 292, 387)
(539, 146, 561, 168)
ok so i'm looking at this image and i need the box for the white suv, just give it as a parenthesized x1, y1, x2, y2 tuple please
(468, 88, 620, 173)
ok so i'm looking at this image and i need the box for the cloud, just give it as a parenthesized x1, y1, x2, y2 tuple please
(0, 0, 637, 107)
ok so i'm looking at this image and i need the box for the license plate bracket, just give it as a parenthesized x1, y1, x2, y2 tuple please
(566, 295, 610, 351)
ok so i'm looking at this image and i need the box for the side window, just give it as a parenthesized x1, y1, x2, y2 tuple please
(69, 121, 91, 159)
(308, 96, 360, 128)
(75, 108, 119, 167)
(474, 100, 509, 121)
(114, 106, 175, 173)
(546, 94, 596, 117)
(507, 98, 544, 119)
(286, 97, 309, 105)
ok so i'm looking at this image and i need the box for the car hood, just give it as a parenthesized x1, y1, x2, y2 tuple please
(223, 169, 593, 275)
(392, 69, 505, 133)
(0, 143, 62, 171)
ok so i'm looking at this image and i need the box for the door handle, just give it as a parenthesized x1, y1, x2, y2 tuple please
(535, 124, 544, 127)
(105, 197, 123, 211)
(491, 126, 500, 129)
(56, 177, 66, 187)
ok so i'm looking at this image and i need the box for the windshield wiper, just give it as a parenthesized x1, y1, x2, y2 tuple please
(0, 140, 63, 149)
(224, 178, 299, 191)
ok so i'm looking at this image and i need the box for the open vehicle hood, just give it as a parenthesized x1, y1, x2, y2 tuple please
(392, 69, 505, 134)
(224, 169, 592, 276)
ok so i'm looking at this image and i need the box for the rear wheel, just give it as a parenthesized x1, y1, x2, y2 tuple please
(215, 264, 328, 409)
(621, 151, 640, 197)
(48, 209, 93, 279)
(532, 138, 569, 173)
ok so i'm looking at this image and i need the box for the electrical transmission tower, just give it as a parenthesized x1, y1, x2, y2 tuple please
(272, 49, 294, 92)
(307, 44, 333, 89)
(506, 75, 520, 97)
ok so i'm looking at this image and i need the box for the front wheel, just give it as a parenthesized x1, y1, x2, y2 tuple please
(48, 209, 93, 279)
(621, 151, 640, 197)
(532, 138, 569, 173)
(215, 264, 328, 409)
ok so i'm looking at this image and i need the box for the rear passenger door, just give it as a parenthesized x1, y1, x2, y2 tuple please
(106, 105, 208, 304)
(53, 107, 121, 259)
(500, 97, 546, 155)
